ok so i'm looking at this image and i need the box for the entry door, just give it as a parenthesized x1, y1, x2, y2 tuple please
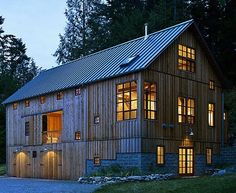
(179, 148, 194, 175)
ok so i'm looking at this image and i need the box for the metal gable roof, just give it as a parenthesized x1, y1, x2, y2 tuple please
(3, 19, 194, 104)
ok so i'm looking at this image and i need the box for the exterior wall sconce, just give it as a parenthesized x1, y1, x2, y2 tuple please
(15, 147, 22, 152)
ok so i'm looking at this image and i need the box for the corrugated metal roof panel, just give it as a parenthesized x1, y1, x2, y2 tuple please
(3, 19, 194, 104)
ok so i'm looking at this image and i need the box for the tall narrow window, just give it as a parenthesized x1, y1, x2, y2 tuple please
(206, 148, 212, 165)
(178, 97, 195, 124)
(25, 121, 30, 136)
(209, 80, 215, 90)
(156, 146, 165, 165)
(144, 82, 157, 120)
(178, 44, 195, 72)
(116, 81, 137, 121)
(208, 103, 215, 126)
(75, 131, 81, 140)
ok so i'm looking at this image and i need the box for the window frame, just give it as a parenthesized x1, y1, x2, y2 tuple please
(56, 92, 63, 100)
(25, 121, 30, 136)
(75, 131, 81, 140)
(75, 88, 81, 96)
(144, 81, 157, 120)
(116, 81, 137, 121)
(209, 80, 215, 90)
(206, 148, 213, 165)
(208, 103, 215, 127)
(25, 100, 30, 107)
(156, 145, 165, 165)
(13, 102, 18, 110)
(178, 96, 195, 124)
(40, 96, 46, 104)
(93, 156, 101, 166)
(178, 44, 196, 73)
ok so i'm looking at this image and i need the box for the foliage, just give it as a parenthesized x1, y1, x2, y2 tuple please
(0, 164, 6, 175)
(95, 174, 236, 193)
(0, 16, 39, 163)
(88, 164, 141, 177)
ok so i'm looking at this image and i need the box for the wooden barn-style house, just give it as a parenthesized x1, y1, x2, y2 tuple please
(3, 20, 227, 179)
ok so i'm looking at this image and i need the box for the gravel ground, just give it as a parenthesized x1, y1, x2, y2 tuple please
(0, 177, 101, 193)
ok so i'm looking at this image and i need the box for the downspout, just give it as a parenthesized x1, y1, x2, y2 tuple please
(221, 92, 224, 148)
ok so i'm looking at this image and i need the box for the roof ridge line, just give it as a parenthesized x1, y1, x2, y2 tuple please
(42, 19, 194, 73)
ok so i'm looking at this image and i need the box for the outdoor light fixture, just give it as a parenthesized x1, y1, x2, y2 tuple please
(15, 147, 22, 152)
(189, 128, 194, 136)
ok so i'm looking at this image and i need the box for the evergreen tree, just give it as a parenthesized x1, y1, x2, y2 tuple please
(0, 16, 39, 163)
(54, 0, 100, 64)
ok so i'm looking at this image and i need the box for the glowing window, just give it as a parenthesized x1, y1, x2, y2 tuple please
(75, 131, 81, 140)
(144, 82, 157, 120)
(206, 148, 212, 165)
(208, 103, 215, 126)
(178, 44, 195, 72)
(25, 100, 30, 107)
(209, 80, 215, 90)
(94, 156, 101, 166)
(40, 96, 46, 104)
(156, 146, 165, 165)
(116, 81, 137, 121)
(13, 103, 18, 110)
(56, 92, 63, 100)
(178, 97, 195, 124)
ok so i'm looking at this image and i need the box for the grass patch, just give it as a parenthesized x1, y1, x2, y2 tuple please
(0, 164, 6, 175)
(94, 174, 236, 193)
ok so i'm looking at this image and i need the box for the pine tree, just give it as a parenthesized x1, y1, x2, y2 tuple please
(54, 0, 100, 64)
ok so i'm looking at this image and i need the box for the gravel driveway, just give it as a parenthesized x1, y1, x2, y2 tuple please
(0, 177, 101, 193)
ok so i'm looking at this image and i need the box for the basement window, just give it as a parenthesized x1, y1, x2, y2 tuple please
(120, 55, 139, 67)
(94, 156, 101, 166)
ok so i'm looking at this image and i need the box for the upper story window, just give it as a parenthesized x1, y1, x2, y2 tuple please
(75, 88, 81, 96)
(156, 146, 165, 165)
(208, 103, 215, 126)
(56, 92, 63, 100)
(40, 96, 46, 104)
(144, 82, 157, 120)
(94, 116, 100, 124)
(42, 111, 63, 144)
(116, 81, 137, 121)
(178, 97, 195, 124)
(25, 100, 30, 107)
(209, 80, 215, 90)
(178, 44, 196, 72)
(13, 102, 18, 110)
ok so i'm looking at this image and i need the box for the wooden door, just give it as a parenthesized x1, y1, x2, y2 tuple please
(179, 147, 194, 175)
(15, 151, 31, 178)
(40, 150, 62, 179)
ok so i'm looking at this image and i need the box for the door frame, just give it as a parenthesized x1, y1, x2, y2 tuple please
(178, 147, 194, 176)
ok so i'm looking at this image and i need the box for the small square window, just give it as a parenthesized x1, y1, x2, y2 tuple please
(94, 156, 101, 166)
(40, 96, 46, 104)
(32, 151, 37, 158)
(94, 116, 100, 124)
(209, 80, 215, 90)
(75, 131, 81, 140)
(75, 88, 81, 96)
(13, 103, 18, 110)
(25, 100, 30, 107)
(56, 92, 63, 100)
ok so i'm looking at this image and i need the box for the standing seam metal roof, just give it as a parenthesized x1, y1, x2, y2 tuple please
(3, 19, 194, 104)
